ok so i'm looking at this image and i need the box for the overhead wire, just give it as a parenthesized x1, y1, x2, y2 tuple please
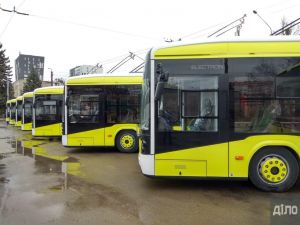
(0, 13, 15, 38)
(252, 0, 300, 34)
(180, 21, 227, 39)
(3, 0, 299, 77)
(29, 13, 160, 41)
(271, 4, 300, 14)
(208, 14, 247, 37)
(0, 3, 161, 41)
(17, 0, 28, 9)
(0, 0, 30, 38)
(97, 48, 148, 65)
(258, 0, 293, 11)
(180, 13, 249, 40)
(254, 0, 300, 16)
(180, 0, 299, 40)
(87, 47, 149, 74)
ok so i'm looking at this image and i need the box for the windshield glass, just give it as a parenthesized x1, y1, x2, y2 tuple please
(140, 51, 150, 130)
(24, 98, 33, 123)
(17, 100, 22, 120)
(11, 103, 16, 119)
(35, 94, 62, 121)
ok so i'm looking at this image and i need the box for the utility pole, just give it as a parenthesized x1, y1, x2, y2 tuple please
(51, 70, 53, 86)
(48, 68, 53, 86)
(6, 78, 9, 101)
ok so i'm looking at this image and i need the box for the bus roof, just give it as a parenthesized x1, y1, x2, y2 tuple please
(66, 73, 143, 86)
(152, 36, 300, 59)
(34, 86, 64, 95)
(10, 99, 17, 103)
(6, 100, 11, 104)
(16, 96, 23, 101)
(23, 92, 34, 98)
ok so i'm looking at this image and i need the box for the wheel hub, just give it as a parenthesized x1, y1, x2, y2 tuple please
(259, 156, 288, 183)
(270, 167, 279, 175)
(120, 135, 134, 149)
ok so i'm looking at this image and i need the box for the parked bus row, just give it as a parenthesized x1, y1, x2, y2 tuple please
(5, 37, 300, 192)
(6, 74, 143, 153)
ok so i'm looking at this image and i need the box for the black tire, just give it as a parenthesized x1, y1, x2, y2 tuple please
(116, 130, 138, 153)
(249, 147, 299, 192)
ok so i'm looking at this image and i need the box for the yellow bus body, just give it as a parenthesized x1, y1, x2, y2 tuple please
(63, 74, 142, 151)
(65, 124, 139, 147)
(21, 92, 34, 131)
(9, 99, 17, 125)
(32, 86, 64, 137)
(15, 96, 23, 127)
(139, 37, 300, 191)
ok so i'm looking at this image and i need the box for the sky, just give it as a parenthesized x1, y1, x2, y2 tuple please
(0, 0, 299, 82)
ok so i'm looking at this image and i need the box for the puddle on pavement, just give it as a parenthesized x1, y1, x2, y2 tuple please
(11, 138, 84, 191)
(8, 138, 16, 149)
(0, 163, 8, 183)
(0, 176, 9, 183)
(0, 137, 10, 139)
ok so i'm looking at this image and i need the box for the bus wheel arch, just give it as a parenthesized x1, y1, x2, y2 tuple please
(115, 130, 138, 153)
(249, 146, 299, 192)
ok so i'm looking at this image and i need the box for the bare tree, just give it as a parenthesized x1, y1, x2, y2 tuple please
(54, 77, 65, 86)
(280, 17, 300, 35)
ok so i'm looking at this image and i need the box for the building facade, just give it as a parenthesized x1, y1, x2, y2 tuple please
(12, 80, 52, 97)
(15, 54, 45, 81)
(69, 65, 103, 77)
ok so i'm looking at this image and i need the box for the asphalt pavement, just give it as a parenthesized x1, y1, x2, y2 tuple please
(0, 120, 299, 225)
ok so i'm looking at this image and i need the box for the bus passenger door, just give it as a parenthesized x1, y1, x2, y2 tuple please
(155, 75, 229, 178)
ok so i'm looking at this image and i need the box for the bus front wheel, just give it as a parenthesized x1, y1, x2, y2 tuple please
(116, 131, 138, 153)
(249, 147, 299, 192)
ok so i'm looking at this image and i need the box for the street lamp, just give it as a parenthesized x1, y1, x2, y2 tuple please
(48, 68, 53, 86)
(253, 10, 273, 35)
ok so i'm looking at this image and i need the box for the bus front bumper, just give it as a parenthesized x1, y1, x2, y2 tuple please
(62, 135, 67, 146)
(138, 153, 154, 176)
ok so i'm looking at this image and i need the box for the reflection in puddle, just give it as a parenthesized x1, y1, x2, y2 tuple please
(12, 138, 83, 191)
(8, 138, 16, 149)
(0, 162, 9, 183)
(0, 176, 9, 183)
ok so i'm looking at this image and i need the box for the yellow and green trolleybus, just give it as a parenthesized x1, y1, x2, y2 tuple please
(9, 99, 17, 125)
(22, 92, 34, 131)
(62, 74, 142, 153)
(32, 86, 64, 137)
(15, 95, 23, 127)
(6, 100, 11, 124)
(139, 37, 300, 192)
